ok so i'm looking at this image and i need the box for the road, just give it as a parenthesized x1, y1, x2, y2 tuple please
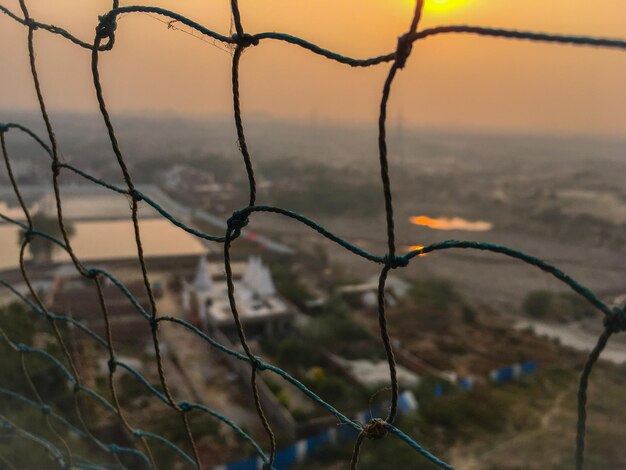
(515, 319, 626, 364)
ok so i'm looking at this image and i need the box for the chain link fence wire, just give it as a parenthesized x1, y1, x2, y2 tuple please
(1, 1, 626, 468)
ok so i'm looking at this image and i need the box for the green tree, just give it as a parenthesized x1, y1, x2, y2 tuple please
(17, 212, 75, 264)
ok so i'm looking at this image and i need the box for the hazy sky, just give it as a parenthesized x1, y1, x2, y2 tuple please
(1, 0, 625, 135)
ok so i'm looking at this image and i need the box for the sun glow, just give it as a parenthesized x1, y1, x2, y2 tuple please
(423, 0, 470, 14)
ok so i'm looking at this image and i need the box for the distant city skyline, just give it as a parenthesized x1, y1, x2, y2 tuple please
(1, 0, 625, 136)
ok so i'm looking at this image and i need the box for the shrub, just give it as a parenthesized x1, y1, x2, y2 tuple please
(276, 389, 291, 409)
(523, 290, 595, 321)
(462, 305, 477, 324)
(419, 388, 508, 443)
(522, 290, 553, 318)
(275, 338, 321, 369)
(409, 279, 461, 311)
(271, 264, 313, 307)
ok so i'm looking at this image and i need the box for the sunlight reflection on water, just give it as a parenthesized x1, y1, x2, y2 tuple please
(409, 215, 493, 231)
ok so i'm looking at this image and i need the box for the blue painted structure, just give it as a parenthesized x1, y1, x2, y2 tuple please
(213, 391, 418, 470)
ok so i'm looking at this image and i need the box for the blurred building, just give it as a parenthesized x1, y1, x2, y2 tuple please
(46, 267, 154, 345)
(336, 275, 410, 309)
(327, 353, 420, 390)
(183, 256, 294, 338)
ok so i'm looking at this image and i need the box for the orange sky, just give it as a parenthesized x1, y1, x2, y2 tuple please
(1, 0, 625, 135)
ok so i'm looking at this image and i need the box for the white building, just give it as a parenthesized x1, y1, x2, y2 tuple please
(184, 256, 293, 338)
(330, 355, 420, 390)
(336, 275, 411, 309)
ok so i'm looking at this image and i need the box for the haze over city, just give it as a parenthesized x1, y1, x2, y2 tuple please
(1, 0, 626, 135)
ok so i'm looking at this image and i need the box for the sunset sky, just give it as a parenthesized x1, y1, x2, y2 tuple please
(1, 0, 625, 135)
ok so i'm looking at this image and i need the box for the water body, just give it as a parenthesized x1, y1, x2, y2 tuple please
(0, 187, 206, 270)
(0, 218, 206, 271)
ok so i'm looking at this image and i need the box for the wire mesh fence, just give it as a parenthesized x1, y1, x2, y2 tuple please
(1, 1, 625, 468)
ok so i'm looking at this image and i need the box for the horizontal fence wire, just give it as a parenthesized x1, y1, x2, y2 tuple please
(0, 0, 625, 469)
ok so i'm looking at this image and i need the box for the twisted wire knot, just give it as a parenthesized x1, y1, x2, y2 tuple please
(23, 229, 35, 243)
(0, 123, 9, 133)
(51, 160, 61, 177)
(395, 33, 414, 69)
(24, 18, 38, 31)
(41, 404, 51, 416)
(227, 209, 249, 239)
(178, 401, 192, 412)
(362, 418, 388, 440)
(227, 210, 249, 230)
(129, 189, 143, 202)
(109, 443, 122, 453)
(605, 307, 626, 333)
(86, 268, 99, 279)
(96, 13, 117, 40)
(232, 33, 260, 48)
(73, 383, 81, 394)
(148, 316, 158, 329)
(252, 356, 267, 371)
(383, 254, 409, 269)
(107, 358, 117, 373)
